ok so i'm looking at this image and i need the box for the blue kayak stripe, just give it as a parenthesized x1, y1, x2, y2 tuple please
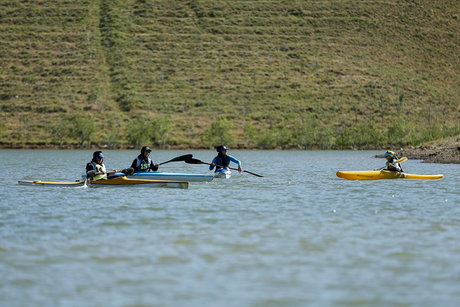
(131, 172, 213, 178)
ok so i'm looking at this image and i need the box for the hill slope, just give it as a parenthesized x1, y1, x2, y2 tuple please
(1, 0, 459, 148)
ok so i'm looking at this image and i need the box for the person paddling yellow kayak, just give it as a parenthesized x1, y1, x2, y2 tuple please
(336, 152, 442, 180)
(86, 151, 118, 180)
(384, 150, 403, 173)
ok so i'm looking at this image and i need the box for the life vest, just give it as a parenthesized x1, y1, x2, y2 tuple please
(215, 155, 230, 170)
(386, 158, 402, 172)
(89, 162, 107, 180)
(136, 157, 152, 171)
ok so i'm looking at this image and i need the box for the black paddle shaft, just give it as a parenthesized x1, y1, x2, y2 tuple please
(184, 158, 263, 177)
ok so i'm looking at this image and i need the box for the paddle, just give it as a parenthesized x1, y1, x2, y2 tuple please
(116, 154, 193, 176)
(375, 157, 408, 171)
(395, 157, 408, 163)
(158, 154, 193, 165)
(185, 158, 263, 177)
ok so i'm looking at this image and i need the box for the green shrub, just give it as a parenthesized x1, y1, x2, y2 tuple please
(244, 122, 256, 147)
(125, 115, 171, 148)
(49, 120, 70, 147)
(151, 116, 171, 148)
(0, 120, 5, 138)
(69, 114, 96, 148)
(203, 116, 235, 146)
(126, 116, 152, 148)
(255, 129, 277, 149)
(275, 127, 294, 148)
(385, 118, 411, 146)
(316, 128, 335, 149)
(293, 119, 319, 148)
(104, 119, 121, 149)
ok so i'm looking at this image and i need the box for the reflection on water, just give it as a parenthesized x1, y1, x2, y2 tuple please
(1, 150, 459, 306)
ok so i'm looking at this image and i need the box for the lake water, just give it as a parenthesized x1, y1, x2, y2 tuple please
(1, 150, 459, 307)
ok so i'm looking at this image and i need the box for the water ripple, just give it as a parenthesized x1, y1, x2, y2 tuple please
(1, 150, 459, 306)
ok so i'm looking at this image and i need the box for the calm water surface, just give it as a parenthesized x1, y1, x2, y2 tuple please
(1, 150, 459, 307)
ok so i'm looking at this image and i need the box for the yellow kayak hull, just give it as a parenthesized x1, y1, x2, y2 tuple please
(18, 180, 85, 187)
(19, 176, 189, 189)
(90, 176, 189, 188)
(336, 170, 444, 180)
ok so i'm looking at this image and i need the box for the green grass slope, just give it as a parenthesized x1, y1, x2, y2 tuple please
(0, 0, 459, 148)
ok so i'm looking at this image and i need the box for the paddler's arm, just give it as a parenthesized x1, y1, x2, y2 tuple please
(386, 161, 401, 172)
(86, 163, 96, 179)
(386, 161, 393, 170)
(229, 156, 242, 173)
(209, 157, 217, 170)
(86, 169, 96, 179)
(130, 159, 138, 172)
(150, 160, 159, 171)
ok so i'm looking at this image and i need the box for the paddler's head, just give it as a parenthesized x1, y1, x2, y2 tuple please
(216, 145, 228, 156)
(216, 145, 228, 153)
(384, 150, 395, 160)
(92, 151, 104, 163)
(141, 146, 152, 158)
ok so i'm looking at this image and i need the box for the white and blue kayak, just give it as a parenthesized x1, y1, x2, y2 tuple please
(127, 171, 213, 182)
(214, 169, 231, 179)
(82, 171, 213, 182)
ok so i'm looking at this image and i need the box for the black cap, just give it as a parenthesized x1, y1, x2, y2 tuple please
(216, 145, 228, 152)
(141, 146, 152, 154)
(93, 151, 104, 159)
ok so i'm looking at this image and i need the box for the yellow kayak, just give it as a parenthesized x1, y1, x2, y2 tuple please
(19, 176, 189, 189)
(336, 170, 444, 180)
(89, 176, 189, 189)
(18, 180, 85, 187)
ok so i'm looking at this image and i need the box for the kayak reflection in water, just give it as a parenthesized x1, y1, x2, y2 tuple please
(210, 145, 242, 173)
(130, 146, 159, 173)
(86, 151, 118, 180)
(384, 150, 403, 173)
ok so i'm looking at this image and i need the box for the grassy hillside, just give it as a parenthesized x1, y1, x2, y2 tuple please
(0, 0, 459, 148)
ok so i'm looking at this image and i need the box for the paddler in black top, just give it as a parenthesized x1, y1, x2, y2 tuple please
(86, 151, 118, 180)
(130, 146, 159, 172)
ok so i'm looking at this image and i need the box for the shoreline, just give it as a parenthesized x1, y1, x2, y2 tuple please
(1, 137, 459, 164)
(398, 136, 460, 164)
(0, 143, 382, 151)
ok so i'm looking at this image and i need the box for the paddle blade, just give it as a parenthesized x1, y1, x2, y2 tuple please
(395, 157, 408, 163)
(159, 154, 193, 165)
(185, 158, 207, 165)
(121, 168, 134, 175)
(168, 154, 193, 162)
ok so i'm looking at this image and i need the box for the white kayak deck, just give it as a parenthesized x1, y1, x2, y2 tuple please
(82, 171, 214, 182)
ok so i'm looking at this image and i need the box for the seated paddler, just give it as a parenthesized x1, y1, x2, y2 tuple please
(86, 151, 117, 180)
(384, 150, 403, 173)
(210, 145, 242, 173)
(130, 146, 159, 173)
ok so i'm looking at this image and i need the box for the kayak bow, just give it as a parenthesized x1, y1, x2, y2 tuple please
(336, 170, 444, 180)
(18, 180, 86, 187)
(214, 169, 231, 179)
